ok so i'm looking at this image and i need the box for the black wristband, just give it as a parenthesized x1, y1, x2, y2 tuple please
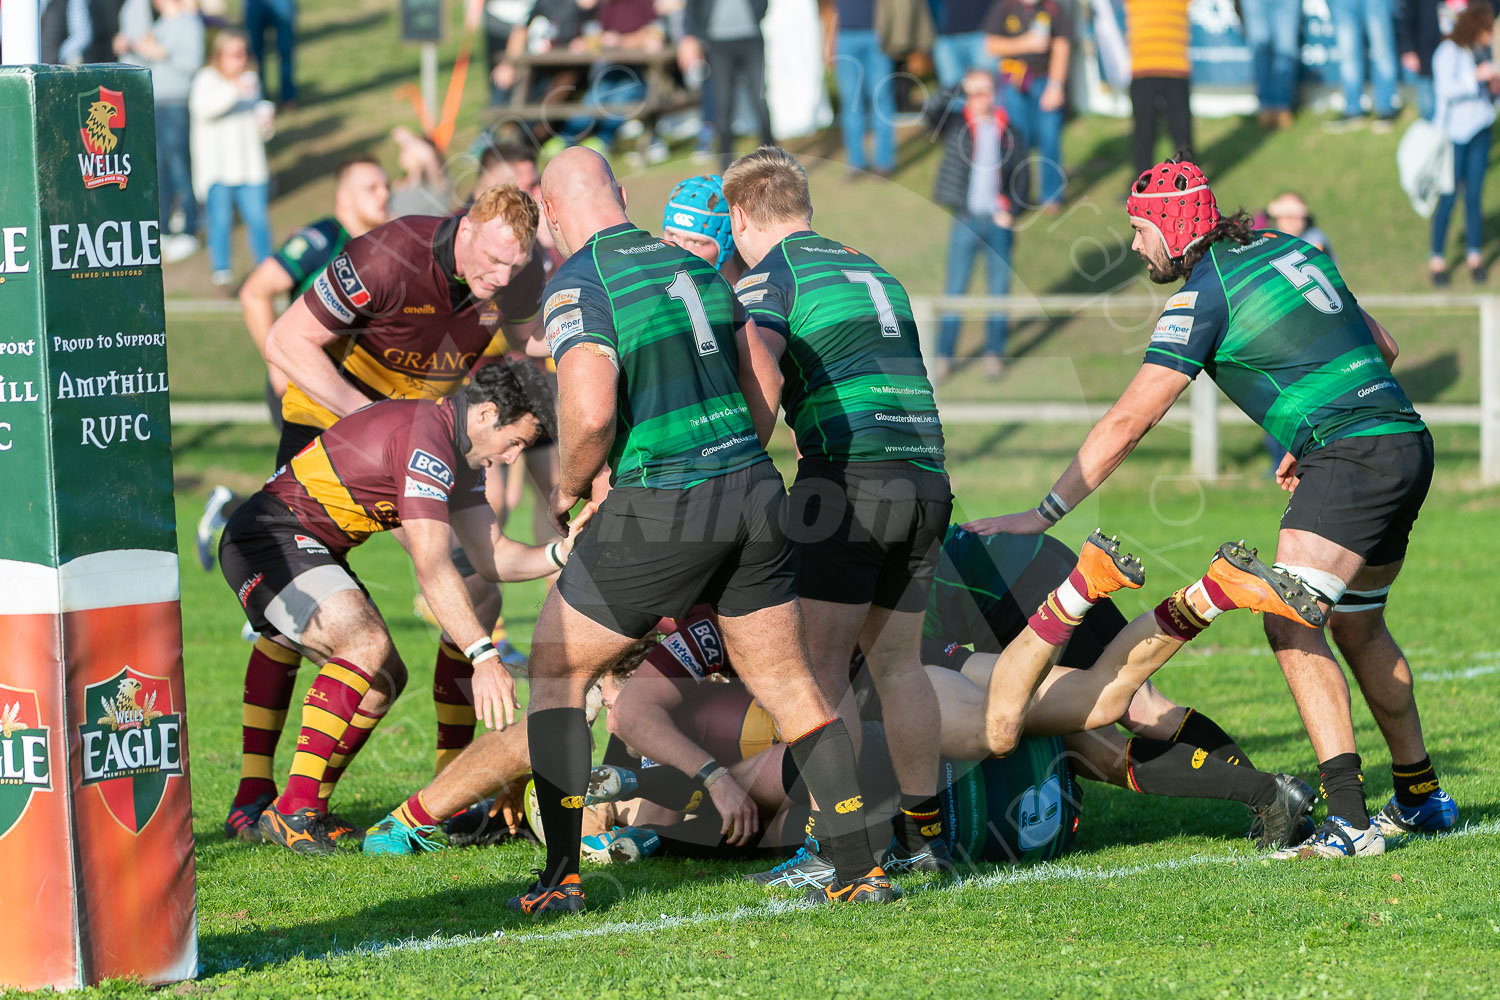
(693, 759, 722, 783)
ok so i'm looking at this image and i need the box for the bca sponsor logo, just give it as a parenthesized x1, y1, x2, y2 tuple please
(1164, 291, 1198, 311)
(80, 668, 185, 835)
(331, 254, 371, 307)
(404, 475, 448, 501)
(76, 86, 131, 190)
(408, 448, 454, 487)
(661, 633, 705, 679)
(312, 271, 355, 323)
(545, 287, 581, 314)
(0, 685, 52, 840)
(687, 620, 724, 668)
(1151, 314, 1194, 345)
(293, 534, 328, 554)
(1015, 774, 1063, 851)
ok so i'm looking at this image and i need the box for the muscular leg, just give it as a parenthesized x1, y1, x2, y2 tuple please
(798, 597, 868, 747)
(418, 715, 531, 820)
(1327, 560, 1426, 763)
(858, 606, 940, 800)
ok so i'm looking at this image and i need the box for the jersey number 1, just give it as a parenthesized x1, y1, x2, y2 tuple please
(843, 270, 901, 338)
(1270, 249, 1343, 315)
(666, 270, 719, 357)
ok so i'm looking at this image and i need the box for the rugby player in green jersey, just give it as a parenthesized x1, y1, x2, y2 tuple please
(723, 147, 954, 877)
(504, 147, 894, 913)
(970, 157, 1457, 859)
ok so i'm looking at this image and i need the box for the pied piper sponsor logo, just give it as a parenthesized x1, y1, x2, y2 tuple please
(0, 686, 51, 839)
(1152, 314, 1194, 345)
(47, 221, 160, 271)
(700, 433, 756, 458)
(80, 668, 184, 834)
(77, 87, 132, 189)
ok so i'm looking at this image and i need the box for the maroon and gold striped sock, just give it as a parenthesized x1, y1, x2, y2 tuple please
(235, 637, 302, 808)
(277, 657, 374, 814)
(1028, 593, 1085, 647)
(393, 791, 440, 829)
(433, 643, 476, 774)
(318, 706, 385, 810)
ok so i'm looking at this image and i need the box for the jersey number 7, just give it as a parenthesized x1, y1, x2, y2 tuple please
(1270, 249, 1343, 315)
(843, 269, 901, 338)
(666, 270, 720, 356)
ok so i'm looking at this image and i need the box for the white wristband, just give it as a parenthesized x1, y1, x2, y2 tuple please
(471, 647, 501, 666)
(546, 541, 565, 569)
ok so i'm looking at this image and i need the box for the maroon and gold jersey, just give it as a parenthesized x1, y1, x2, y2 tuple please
(264, 395, 487, 552)
(647, 605, 733, 683)
(287, 214, 546, 428)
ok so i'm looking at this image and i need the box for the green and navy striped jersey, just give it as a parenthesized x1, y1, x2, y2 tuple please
(733, 230, 945, 469)
(272, 216, 350, 297)
(1144, 230, 1424, 459)
(924, 524, 1047, 646)
(543, 223, 768, 489)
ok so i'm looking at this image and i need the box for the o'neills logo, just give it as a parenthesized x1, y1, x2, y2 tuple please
(0, 684, 51, 840)
(77, 86, 132, 190)
(80, 667, 184, 834)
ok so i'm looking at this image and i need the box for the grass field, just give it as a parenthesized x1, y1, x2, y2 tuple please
(25, 0, 1500, 993)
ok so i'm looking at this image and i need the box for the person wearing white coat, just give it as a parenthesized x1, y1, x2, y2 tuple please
(1428, 2, 1497, 285)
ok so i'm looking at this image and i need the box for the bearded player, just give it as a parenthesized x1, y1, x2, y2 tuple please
(969, 156, 1457, 859)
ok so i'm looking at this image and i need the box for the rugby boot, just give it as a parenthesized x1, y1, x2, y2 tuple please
(507, 871, 586, 915)
(1270, 816, 1385, 859)
(324, 812, 366, 848)
(581, 826, 660, 864)
(257, 805, 336, 856)
(446, 797, 535, 847)
(744, 837, 837, 890)
(1076, 530, 1146, 599)
(196, 485, 233, 572)
(880, 835, 955, 874)
(224, 792, 275, 843)
(363, 813, 443, 856)
(585, 764, 639, 805)
(1371, 789, 1459, 837)
(1206, 541, 1325, 628)
(1248, 773, 1318, 848)
(806, 866, 904, 905)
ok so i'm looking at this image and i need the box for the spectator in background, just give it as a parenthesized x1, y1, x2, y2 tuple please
(564, 0, 668, 155)
(1122, 0, 1193, 176)
(491, 0, 592, 139)
(1241, 0, 1300, 127)
(190, 29, 273, 287)
(245, 0, 296, 106)
(833, 0, 897, 176)
(934, 0, 998, 90)
(986, 0, 1070, 211)
(40, 0, 94, 64)
(388, 125, 454, 216)
(682, 0, 774, 169)
(1399, 0, 1465, 119)
(924, 68, 1024, 380)
(1326, 0, 1400, 130)
(115, 0, 205, 264)
(1429, 1, 1496, 284)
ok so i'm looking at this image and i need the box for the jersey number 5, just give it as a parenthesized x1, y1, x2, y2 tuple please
(843, 270, 901, 338)
(1270, 249, 1342, 315)
(666, 270, 720, 356)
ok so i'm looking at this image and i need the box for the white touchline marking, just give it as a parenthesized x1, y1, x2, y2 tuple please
(200, 819, 1500, 973)
(1417, 660, 1500, 682)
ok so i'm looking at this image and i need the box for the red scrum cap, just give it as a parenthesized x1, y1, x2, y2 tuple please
(1127, 157, 1221, 258)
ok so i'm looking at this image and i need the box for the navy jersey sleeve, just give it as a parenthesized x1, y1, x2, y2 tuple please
(543, 257, 617, 365)
(273, 217, 341, 288)
(732, 250, 794, 339)
(1141, 264, 1230, 378)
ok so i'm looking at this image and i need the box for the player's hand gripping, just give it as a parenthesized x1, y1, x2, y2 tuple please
(706, 771, 760, 847)
(963, 508, 1051, 536)
(1275, 452, 1300, 493)
(474, 658, 521, 731)
(549, 485, 583, 538)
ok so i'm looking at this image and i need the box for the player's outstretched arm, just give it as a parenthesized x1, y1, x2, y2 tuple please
(734, 316, 784, 447)
(237, 256, 295, 396)
(406, 516, 520, 729)
(963, 365, 1190, 536)
(264, 297, 373, 419)
(452, 505, 589, 583)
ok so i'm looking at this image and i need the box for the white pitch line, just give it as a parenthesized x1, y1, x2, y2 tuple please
(1416, 662, 1500, 682)
(200, 818, 1500, 974)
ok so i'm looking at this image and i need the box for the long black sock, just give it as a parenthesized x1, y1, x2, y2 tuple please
(632, 765, 707, 812)
(1392, 756, 1438, 807)
(787, 718, 872, 881)
(1173, 708, 1254, 769)
(1127, 738, 1277, 806)
(897, 793, 942, 850)
(528, 707, 592, 885)
(1318, 752, 1370, 827)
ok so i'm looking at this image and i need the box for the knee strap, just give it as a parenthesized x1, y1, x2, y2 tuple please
(1333, 585, 1391, 614)
(1273, 563, 1348, 606)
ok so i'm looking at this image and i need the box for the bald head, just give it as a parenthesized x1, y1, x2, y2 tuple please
(539, 147, 630, 259)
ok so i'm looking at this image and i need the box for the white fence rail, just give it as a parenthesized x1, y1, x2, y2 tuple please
(909, 293, 1500, 486)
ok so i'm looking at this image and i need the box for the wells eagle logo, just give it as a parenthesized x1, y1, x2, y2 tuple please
(0, 685, 52, 841)
(76, 86, 132, 189)
(79, 667, 183, 835)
